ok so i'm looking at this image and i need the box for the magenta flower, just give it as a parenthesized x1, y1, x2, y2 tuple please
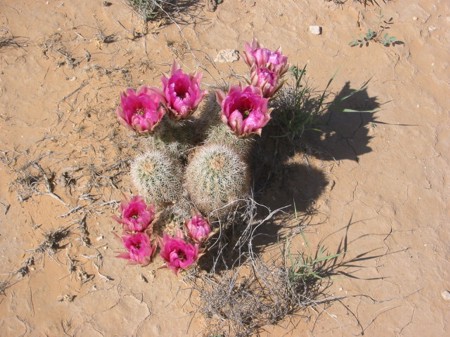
(250, 66, 283, 98)
(216, 85, 272, 137)
(117, 232, 155, 265)
(243, 39, 288, 76)
(115, 196, 155, 232)
(185, 215, 211, 243)
(116, 86, 166, 133)
(161, 62, 206, 120)
(160, 234, 199, 274)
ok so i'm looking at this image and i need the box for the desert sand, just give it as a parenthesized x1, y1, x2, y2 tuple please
(0, 0, 449, 336)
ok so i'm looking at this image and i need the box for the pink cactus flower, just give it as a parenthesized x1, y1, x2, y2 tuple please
(161, 62, 206, 120)
(243, 39, 289, 76)
(216, 85, 272, 137)
(116, 86, 166, 133)
(250, 66, 283, 98)
(117, 232, 155, 265)
(160, 234, 199, 274)
(185, 215, 211, 243)
(115, 196, 155, 233)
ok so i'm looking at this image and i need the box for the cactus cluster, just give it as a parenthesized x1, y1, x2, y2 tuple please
(116, 40, 288, 256)
(113, 39, 290, 276)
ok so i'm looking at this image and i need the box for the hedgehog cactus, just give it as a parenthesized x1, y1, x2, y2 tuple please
(185, 144, 250, 217)
(131, 149, 183, 206)
(205, 122, 254, 158)
(147, 131, 191, 163)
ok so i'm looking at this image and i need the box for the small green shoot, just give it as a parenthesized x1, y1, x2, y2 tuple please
(379, 33, 400, 47)
(288, 245, 340, 284)
(284, 237, 341, 287)
(349, 29, 376, 47)
(350, 15, 403, 48)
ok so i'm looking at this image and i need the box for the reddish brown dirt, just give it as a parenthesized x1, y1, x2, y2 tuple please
(0, 1, 449, 336)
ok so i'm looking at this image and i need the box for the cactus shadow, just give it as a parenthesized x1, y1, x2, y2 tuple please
(252, 123, 329, 214)
(256, 162, 328, 213)
(307, 81, 380, 162)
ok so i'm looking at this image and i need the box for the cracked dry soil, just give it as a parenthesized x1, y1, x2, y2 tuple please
(0, 0, 449, 336)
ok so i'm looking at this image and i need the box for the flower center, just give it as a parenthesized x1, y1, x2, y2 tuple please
(177, 249, 186, 262)
(174, 82, 188, 99)
(136, 108, 145, 115)
(236, 97, 253, 118)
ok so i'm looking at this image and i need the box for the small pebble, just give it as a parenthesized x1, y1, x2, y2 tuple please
(441, 290, 450, 301)
(214, 49, 240, 63)
(428, 25, 437, 32)
(309, 25, 322, 35)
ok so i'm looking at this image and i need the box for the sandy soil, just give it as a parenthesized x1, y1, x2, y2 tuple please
(0, 0, 449, 336)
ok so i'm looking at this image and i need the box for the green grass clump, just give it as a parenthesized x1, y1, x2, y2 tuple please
(271, 65, 332, 142)
(127, 0, 177, 21)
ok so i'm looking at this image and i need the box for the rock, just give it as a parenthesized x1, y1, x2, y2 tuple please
(309, 25, 322, 35)
(441, 290, 450, 301)
(214, 49, 240, 63)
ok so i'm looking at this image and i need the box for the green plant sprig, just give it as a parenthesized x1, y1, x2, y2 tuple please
(271, 65, 334, 142)
(349, 15, 403, 47)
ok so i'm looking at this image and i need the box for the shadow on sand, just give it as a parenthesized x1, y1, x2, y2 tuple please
(308, 81, 380, 162)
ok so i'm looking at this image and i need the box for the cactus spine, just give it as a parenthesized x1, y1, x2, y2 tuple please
(131, 149, 183, 206)
(204, 122, 254, 158)
(185, 144, 250, 217)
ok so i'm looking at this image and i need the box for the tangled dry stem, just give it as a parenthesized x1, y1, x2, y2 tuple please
(193, 255, 333, 337)
(0, 28, 28, 49)
(327, 0, 391, 6)
(184, 199, 305, 336)
(185, 199, 382, 336)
